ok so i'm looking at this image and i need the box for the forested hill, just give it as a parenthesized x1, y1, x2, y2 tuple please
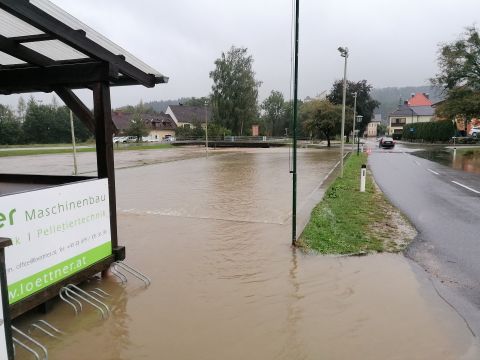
(371, 85, 444, 122)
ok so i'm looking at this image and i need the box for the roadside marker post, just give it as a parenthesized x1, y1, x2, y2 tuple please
(0, 238, 14, 359)
(360, 164, 366, 192)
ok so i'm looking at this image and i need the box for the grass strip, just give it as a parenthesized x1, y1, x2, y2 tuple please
(0, 143, 173, 157)
(299, 153, 401, 254)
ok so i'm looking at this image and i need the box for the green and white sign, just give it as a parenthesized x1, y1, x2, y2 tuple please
(0, 179, 112, 304)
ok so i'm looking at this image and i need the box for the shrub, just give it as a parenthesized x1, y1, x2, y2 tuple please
(402, 120, 455, 142)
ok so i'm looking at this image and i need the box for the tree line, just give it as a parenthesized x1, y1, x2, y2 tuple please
(0, 97, 91, 145)
(208, 45, 379, 144)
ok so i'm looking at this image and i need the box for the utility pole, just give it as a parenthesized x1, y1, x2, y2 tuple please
(70, 110, 78, 175)
(338, 47, 348, 177)
(291, 0, 299, 246)
(352, 91, 357, 153)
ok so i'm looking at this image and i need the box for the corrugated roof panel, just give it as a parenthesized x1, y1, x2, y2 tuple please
(0, 8, 43, 37)
(0, 50, 26, 65)
(23, 40, 88, 61)
(31, 0, 163, 77)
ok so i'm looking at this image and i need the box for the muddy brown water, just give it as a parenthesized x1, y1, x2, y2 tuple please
(413, 147, 480, 174)
(8, 147, 479, 359)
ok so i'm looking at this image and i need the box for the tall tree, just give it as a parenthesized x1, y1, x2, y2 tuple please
(327, 79, 380, 136)
(432, 26, 480, 126)
(300, 99, 343, 147)
(16, 96, 26, 123)
(0, 104, 22, 144)
(261, 90, 287, 136)
(22, 98, 91, 144)
(210, 46, 261, 135)
(126, 111, 149, 141)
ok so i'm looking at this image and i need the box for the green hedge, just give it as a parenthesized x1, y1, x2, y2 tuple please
(402, 120, 455, 142)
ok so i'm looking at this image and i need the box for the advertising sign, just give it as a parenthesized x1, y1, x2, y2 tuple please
(0, 179, 111, 304)
(0, 284, 8, 359)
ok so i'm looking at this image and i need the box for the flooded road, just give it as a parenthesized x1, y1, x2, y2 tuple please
(7, 147, 479, 359)
(413, 147, 480, 174)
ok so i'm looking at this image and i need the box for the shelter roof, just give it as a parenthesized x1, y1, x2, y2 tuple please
(0, 0, 168, 94)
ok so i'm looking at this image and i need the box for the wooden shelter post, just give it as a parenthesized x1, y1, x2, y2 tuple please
(93, 82, 124, 260)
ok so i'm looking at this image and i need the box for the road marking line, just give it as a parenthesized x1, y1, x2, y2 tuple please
(427, 169, 440, 175)
(452, 181, 480, 194)
(414, 160, 421, 166)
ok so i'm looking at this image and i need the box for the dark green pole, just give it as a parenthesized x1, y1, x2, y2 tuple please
(292, 0, 299, 246)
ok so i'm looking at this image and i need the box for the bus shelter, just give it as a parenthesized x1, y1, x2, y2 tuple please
(0, 0, 167, 319)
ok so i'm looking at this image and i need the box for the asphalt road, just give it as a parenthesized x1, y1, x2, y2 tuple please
(368, 140, 480, 335)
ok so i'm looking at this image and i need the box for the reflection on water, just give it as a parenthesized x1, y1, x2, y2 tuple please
(413, 148, 480, 174)
(11, 148, 479, 359)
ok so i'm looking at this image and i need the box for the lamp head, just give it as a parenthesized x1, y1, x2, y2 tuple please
(338, 47, 349, 58)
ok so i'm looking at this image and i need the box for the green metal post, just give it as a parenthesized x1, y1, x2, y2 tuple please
(292, 0, 299, 246)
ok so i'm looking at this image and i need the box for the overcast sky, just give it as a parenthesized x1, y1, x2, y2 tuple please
(2, 0, 480, 108)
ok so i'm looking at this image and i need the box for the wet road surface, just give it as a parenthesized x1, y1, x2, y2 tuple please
(368, 140, 480, 336)
(6, 147, 480, 359)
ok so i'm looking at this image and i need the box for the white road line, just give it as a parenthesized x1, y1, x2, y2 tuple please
(414, 160, 421, 166)
(452, 181, 480, 194)
(427, 169, 440, 175)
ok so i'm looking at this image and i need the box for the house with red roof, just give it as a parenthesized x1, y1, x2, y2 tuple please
(388, 93, 435, 137)
(407, 92, 433, 107)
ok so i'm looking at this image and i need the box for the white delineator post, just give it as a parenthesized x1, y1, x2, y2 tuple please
(360, 164, 366, 192)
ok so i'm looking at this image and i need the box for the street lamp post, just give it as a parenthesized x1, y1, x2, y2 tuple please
(204, 100, 208, 158)
(352, 91, 357, 153)
(338, 46, 348, 177)
(356, 115, 363, 155)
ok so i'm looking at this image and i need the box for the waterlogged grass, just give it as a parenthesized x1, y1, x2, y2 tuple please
(299, 153, 396, 254)
(0, 147, 96, 157)
(0, 143, 173, 157)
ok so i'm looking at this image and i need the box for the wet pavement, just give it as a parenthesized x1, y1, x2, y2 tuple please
(5, 147, 480, 359)
(368, 139, 480, 339)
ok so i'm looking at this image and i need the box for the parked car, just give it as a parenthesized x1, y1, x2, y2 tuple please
(469, 126, 480, 137)
(124, 136, 138, 143)
(142, 136, 158, 142)
(379, 136, 395, 149)
(113, 136, 127, 143)
(163, 135, 176, 142)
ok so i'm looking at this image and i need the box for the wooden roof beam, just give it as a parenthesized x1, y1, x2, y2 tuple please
(0, 0, 158, 87)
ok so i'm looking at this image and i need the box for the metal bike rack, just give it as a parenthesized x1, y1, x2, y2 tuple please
(90, 287, 111, 299)
(12, 326, 48, 360)
(59, 284, 111, 319)
(13, 337, 41, 360)
(29, 320, 65, 339)
(112, 261, 151, 287)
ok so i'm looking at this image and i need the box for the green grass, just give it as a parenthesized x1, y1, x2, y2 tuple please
(0, 147, 96, 157)
(0, 143, 173, 157)
(299, 153, 390, 254)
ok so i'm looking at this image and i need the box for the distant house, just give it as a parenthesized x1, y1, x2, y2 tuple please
(112, 111, 177, 140)
(388, 93, 435, 136)
(166, 105, 212, 129)
(366, 116, 382, 137)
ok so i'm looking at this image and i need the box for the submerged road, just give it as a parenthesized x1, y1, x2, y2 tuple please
(368, 140, 480, 335)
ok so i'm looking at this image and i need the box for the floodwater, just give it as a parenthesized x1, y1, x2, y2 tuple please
(413, 147, 480, 174)
(8, 147, 480, 359)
